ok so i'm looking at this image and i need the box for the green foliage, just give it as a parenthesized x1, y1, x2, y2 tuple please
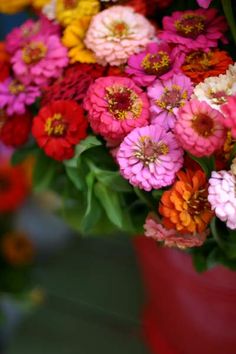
(187, 153, 216, 177)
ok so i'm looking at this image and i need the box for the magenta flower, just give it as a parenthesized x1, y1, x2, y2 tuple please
(221, 95, 236, 138)
(147, 74, 193, 130)
(175, 99, 226, 157)
(208, 171, 236, 230)
(197, 0, 212, 8)
(159, 8, 228, 50)
(11, 35, 68, 87)
(0, 77, 41, 116)
(117, 124, 184, 191)
(126, 42, 184, 87)
(6, 16, 59, 55)
(84, 76, 150, 145)
(144, 213, 209, 248)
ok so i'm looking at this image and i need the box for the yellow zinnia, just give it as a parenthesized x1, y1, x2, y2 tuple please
(56, 0, 100, 27)
(0, 0, 31, 14)
(62, 17, 96, 63)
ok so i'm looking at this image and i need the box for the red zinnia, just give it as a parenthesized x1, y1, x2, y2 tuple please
(0, 163, 29, 213)
(0, 42, 10, 82)
(32, 100, 88, 161)
(0, 111, 31, 147)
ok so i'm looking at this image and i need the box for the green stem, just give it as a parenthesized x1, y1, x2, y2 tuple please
(221, 0, 236, 45)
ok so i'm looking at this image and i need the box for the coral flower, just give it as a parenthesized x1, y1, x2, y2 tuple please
(0, 0, 30, 14)
(85, 6, 155, 66)
(208, 171, 236, 230)
(144, 213, 209, 248)
(1, 232, 34, 266)
(84, 76, 150, 144)
(56, 0, 100, 27)
(221, 96, 236, 139)
(175, 99, 226, 157)
(0, 43, 10, 82)
(147, 74, 193, 130)
(180, 48, 233, 84)
(117, 125, 184, 191)
(0, 163, 29, 213)
(0, 77, 41, 116)
(62, 17, 96, 64)
(0, 111, 31, 147)
(32, 100, 88, 161)
(159, 8, 228, 50)
(11, 35, 68, 87)
(159, 169, 213, 234)
(6, 16, 59, 55)
(126, 42, 184, 87)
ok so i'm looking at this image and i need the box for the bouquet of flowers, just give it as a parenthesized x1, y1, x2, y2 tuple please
(1, 0, 236, 271)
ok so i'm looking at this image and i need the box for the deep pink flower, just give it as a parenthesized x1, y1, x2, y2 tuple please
(197, 0, 212, 8)
(159, 8, 228, 50)
(147, 74, 193, 130)
(0, 77, 41, 115)
(84, 76, 150, 145)
(117, 124, 184, 191)
(175, 99, 226, 157)
(6, 16, 60, 55)
(126, 42, 184, 87)
(221, 95, 236, 138)
(11, 35, 68, 87)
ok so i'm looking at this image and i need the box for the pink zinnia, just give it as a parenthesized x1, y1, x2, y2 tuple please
(126, 42, 184, 87)
(0, 77, 41, 116)
(208, 171, 236, 230)
(144, 213, 208, 248)
(221, 95, 236, 138)
(84, 76, 150, 144)
(6, 16, 59, 55)
(117, 124, 184, 191)
(196, 0, 212, 8)
(85, 6, 155, 66)
(147, 74, 193, 130)
(175, 99, 226, 157)
(11, 35, 68, 87)
(159, 8, 228, 49)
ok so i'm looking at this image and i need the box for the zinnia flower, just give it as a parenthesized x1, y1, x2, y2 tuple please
(41, 64, 93, 105)
(0, 43, 10, 82)
(144, 213, 209, 248)
(84, 76, 150, 144)
(84, 6, 155, 66)
(175, 99, 226, 157)
(159, 8, 228, 49)
(32, 100, 88, 161)
(193, 73, 236, 111)
(226, 62, 236, 77)
(180, 48, 233, 84)
(6, 16, 59, 55)
(159, 169, 213, 233)
(196, 0, 212, 8)
(126, 42, 184, 87)
(1, 232, 34, 266)
(0, 0, 30, 13)
(0, 111, 31, 147)
(0, 77, 41, 115)
(11, 35, 68, 87)
(62, 17, 96, 64)
(147, 74, 193, 130)
(117, 125, 184, 191)
(208, 170, 236, 230)
(55, 0, 100, 27)
(0, 163, 29, 212)
(221, 96, 236, 138)
(42, 0, 57, 20)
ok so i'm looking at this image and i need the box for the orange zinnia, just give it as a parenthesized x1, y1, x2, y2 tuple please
(159, 170, 213, 234)
(1, 232, 34, 266)
(181, 49, 233, 84)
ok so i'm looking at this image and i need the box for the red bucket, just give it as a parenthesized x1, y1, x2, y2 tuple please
(134, 237, 236, 354)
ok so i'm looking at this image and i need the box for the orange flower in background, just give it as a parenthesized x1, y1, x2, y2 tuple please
(159, 170, 213, 234)
(1, 231, 34, 266)
(0, 0, 31, 14)
(181, 49, 233, 84)
(0, 43, 10, 82)
(0, 162, 29, 213)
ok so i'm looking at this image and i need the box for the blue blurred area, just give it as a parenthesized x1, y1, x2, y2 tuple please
(0, 12, 30, 40)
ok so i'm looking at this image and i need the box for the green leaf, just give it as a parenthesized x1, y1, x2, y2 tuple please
(187, 153, 215, 177)
(11, 144, 38, 166)
(94, 182, 123, 229)
(65, 166, 85, 191)
(192, 252, 208, 273)
(210, 217, 236, 259)
(33, 151, 59, 193)
(96, 171, 132, 192)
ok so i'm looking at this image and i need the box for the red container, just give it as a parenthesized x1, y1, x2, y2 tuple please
(134, 237, 236, 354)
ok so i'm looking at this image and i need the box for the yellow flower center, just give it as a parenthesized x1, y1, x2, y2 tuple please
(175, 14, 206, 39)
(141, 51, 170, 76)
(44, 113, 67, 137)
(185, 50, 212, 71)
(9, 80, 25, 95)
(134, 136, 169, 166)
(187, 189, 209, 217)
(22, 42, 47, 65)
(111, 21, 128, 38)
(156, 85, 188, 112)
(192, 113, 214, 137)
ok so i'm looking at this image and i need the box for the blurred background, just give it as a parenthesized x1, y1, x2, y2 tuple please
(0, 12, 149, 354)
